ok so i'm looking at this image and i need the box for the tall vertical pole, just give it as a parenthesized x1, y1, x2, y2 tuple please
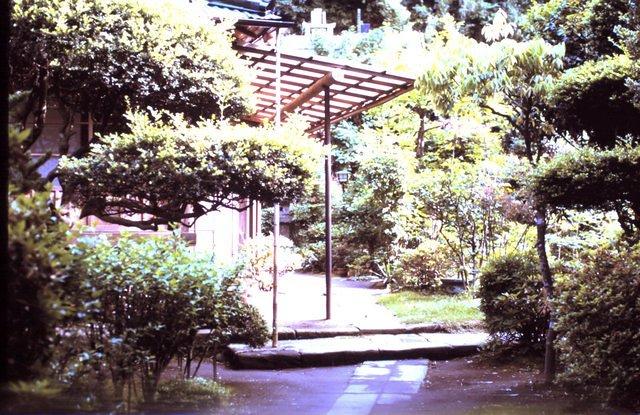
(272, 28, 282, 347)
(324, 85, 332, 320)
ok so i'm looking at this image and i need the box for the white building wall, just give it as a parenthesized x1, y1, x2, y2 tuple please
(193, 207, 240, 264)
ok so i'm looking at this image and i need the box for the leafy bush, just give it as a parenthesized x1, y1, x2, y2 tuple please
(392, 241, 454, 291)
(7, 128, 77, 381)
(551, 54, 639, 147)
(478, 251, 548, 349)
(76, 234, 267, 402)
(235, 234, 303, 291)
(555, 245, 640, 409)
(338, 149, 415, 275)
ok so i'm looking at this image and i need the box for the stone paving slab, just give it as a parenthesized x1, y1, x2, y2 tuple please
(227, 332, 489, 370)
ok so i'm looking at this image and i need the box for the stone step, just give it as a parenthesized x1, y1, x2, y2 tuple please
(200, 321, 484, 342)
(227, 332, 489, 370)
(275, 321, 484, 340)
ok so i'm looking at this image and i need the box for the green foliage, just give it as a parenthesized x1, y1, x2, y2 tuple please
(156, 378, 228, 405)
(75, 234, 267, 402)
(530, 145, 640, 244)
(10, 0, 252, 148)
(58, 111, 322, 230)
(392, 240, 454, 290)
(414, 160, 510, 282)
(9, 126, 49, 194)
(7, 128, 76, 381)
(338, 147, 415, 275)
(478, 251, 548, 349)
(555, 245, 640, 409)
(621, 4, 640, 108)
(417, 15, 564, 162)
(522, 0, 628, 67)
(403, 0, 529, 39)
(552, 55, 639, 147)
(311, 29, 387, 64)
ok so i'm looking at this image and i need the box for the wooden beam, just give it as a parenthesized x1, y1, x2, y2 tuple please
(307, 83, 415, 133)
(282, 71, 345, 114)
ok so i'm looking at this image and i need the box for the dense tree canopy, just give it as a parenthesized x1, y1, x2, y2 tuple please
(522, 0, 628, 67)
(10, 0, 253, 150)
(530, 146, 640, 244)
(552, 55, 640, 148)
(58, 112, 322, 230)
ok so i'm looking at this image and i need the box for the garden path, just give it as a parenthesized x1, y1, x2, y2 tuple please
(245, 272, 401, 332)
(193, 357, 625, 415)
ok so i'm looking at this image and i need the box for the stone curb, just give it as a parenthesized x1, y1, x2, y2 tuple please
(226, 332, 489, 370)
(270, 321, 484, 340)
(198, 322, 484, 341)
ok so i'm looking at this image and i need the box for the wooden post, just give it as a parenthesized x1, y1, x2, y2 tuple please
(272, 202, 279, 347)
(324, 85, 332, 320)
(272, 28, 282, 347)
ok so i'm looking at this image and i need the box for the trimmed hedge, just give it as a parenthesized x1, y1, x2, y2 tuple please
(478, 251, 548, 349)
(555, 245, 640, 409)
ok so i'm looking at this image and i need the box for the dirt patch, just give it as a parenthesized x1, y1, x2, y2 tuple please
(417, 356, 630, 414)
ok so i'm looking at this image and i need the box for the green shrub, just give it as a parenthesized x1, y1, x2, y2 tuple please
(76, 234, 267, 402)
(392, 241, 454, 291)
(478, 251, 548, 349)
(7, 128, 78, 381)
(555, 245, 640, 409)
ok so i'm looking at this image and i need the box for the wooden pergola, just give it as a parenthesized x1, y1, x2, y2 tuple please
(236, 45, 415, 133)
(236, 41, 415, 326)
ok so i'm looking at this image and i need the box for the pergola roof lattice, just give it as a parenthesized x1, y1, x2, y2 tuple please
(236, 45, 416, 133)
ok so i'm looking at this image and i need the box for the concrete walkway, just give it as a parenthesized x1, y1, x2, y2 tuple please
(226, 273, 488, 369)
(245, 272, 401, 330)
(205, 357, 625, 415)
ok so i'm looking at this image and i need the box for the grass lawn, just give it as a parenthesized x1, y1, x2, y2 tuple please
(378, 291, 483, 325)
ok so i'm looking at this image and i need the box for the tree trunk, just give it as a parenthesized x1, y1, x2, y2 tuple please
(535, 206, 556, 384)
(415, 113, 425, 158)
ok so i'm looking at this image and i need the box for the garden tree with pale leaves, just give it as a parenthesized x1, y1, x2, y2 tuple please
(10, 0, 253, 154)
(417, 10, 564, 382)
(414, 160, 510, 285)
(58, 111, 322, 230)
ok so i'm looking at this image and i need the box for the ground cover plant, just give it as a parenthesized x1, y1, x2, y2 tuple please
(378, 292, 483, 325)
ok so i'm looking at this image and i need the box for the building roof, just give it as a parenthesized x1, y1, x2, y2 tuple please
(236, 45, 416, 133)
(205, 0, 293, 44)
(205, 0, 291, 24)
